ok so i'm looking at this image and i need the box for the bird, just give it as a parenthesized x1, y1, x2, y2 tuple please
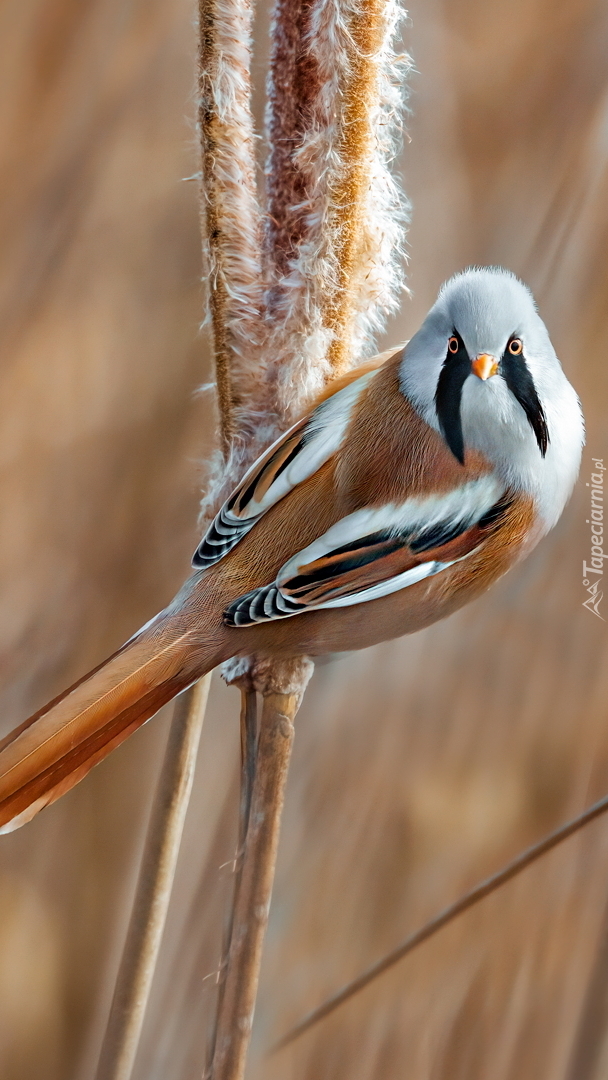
(0, 267, 584, 832)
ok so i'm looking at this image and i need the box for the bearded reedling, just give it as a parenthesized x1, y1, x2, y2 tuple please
(0, 268, 584, 832)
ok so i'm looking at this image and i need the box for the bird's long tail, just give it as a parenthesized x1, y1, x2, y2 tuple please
(0, 605, 224, 833)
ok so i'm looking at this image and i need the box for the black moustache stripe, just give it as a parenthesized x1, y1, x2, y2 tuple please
(501, 350, 549, 457)
(434, 332, 470, 465)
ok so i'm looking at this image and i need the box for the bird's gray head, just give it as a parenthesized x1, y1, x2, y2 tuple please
(399, 267, 584, 528)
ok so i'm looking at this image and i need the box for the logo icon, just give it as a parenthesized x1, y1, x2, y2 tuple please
(582, 577, 603, 620)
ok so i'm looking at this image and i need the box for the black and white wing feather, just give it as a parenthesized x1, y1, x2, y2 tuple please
(193, 371, 378, 569)
(224, 478, 513, 626)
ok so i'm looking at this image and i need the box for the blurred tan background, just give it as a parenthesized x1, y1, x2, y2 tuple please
(1, 0, 608, 1077)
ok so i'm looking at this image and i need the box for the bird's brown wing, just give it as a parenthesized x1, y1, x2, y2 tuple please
(224, 485, 514, 626)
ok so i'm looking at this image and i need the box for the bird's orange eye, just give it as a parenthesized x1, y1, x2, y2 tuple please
(508, 337, 523, 355)
(448, 336, 459, 354)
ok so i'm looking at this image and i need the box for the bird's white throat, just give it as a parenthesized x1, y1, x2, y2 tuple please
(402, 367, 583, 532)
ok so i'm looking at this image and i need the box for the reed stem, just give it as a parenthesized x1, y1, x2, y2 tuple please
(209, 687, 299, 1080)
(95, 677, 211, 1080)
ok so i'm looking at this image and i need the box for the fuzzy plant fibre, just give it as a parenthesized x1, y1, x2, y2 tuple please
(198, 0, 411, 520)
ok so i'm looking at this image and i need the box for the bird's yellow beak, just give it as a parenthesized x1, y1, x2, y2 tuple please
(471, 353, 499, 380)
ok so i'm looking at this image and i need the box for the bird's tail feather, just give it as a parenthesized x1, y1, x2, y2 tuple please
(0, 615, 220, 832)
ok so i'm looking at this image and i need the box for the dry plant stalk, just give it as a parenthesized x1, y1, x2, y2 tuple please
(96, 677, 211, 1080)
(206, 683, 258, 1071)
(210, 660, 313, 1079)
(321, 0, 399, 374)
(264, 0, 410, 417)
(197, 0, 266, 462)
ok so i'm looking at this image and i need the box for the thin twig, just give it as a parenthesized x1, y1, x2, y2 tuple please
(207, 686, 258, 1074)
(95, 676, 211, 1080)
(272, 789, 608, 1052)
(210, 684, 302, 1080)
